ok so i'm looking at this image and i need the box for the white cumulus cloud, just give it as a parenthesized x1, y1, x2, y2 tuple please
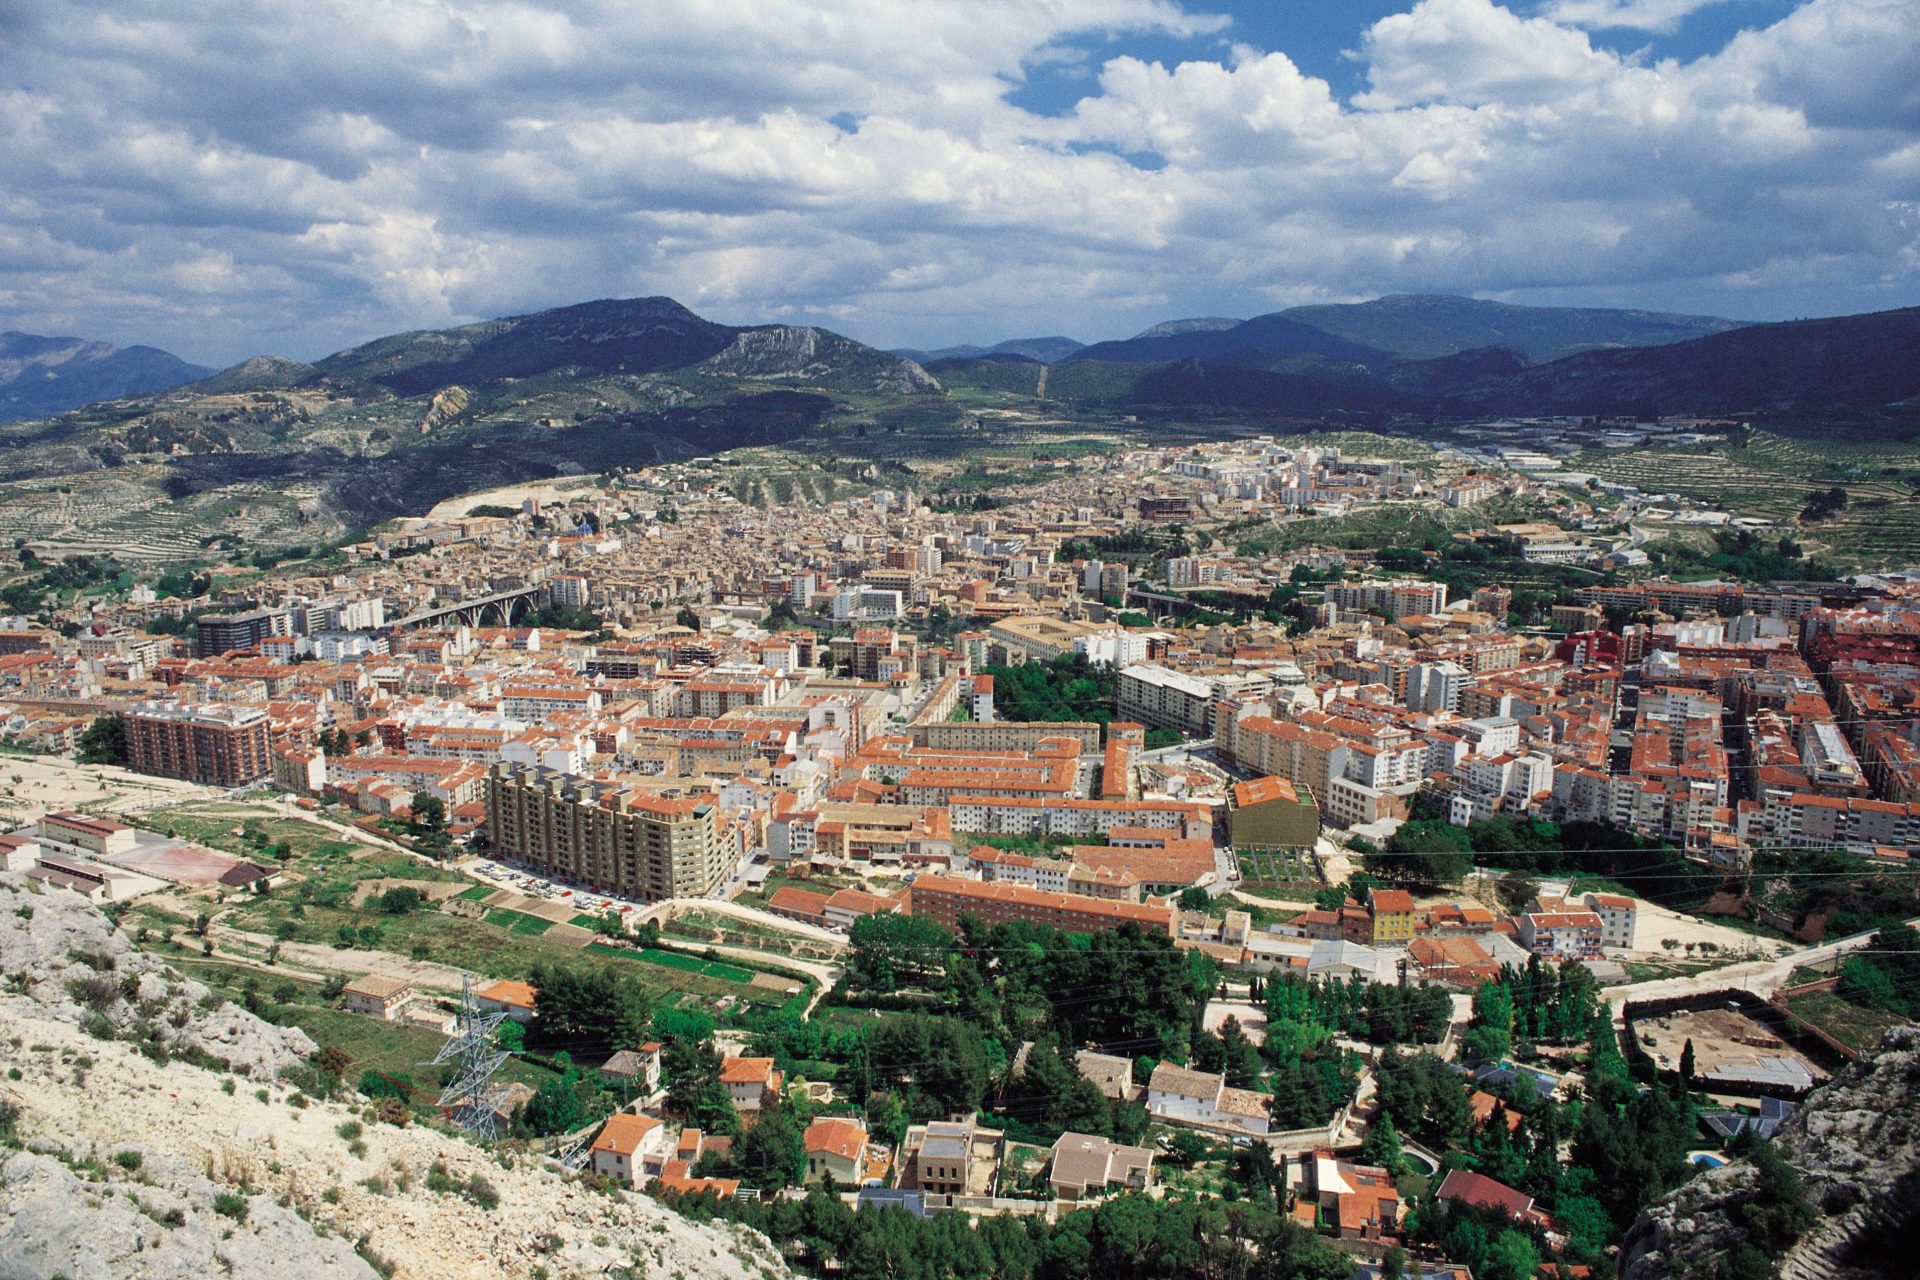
(0, 0, 1912, 361)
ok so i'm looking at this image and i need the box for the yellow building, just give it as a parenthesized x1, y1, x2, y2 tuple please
(1368, 889, 1418, 944)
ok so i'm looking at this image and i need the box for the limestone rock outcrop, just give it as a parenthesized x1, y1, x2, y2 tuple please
(1619, 1024, 1920, 1280)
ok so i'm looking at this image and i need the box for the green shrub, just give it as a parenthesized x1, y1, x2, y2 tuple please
(465, 1175, 500, 1211)
(212, 1192, 249, 1222)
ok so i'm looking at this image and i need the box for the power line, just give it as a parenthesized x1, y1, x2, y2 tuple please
(430, 974, 512, 1140)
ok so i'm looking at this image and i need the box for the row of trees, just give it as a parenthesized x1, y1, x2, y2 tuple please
(834, 913, 1227, 1140)
(844, 914, 1218, 1070)
(1462, 958, 1602, 1063)
(1360, 812, 1730, 915)
(1263, 971, 1454, 1048)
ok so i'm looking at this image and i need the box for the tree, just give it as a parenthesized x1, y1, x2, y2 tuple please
(1230, 1140, 1283, 1210)
(1216, 1016, 1263, 1089)
(846, 913, 953, 990)
(520, 1075, 584, 1136)
(1496, 872, 1540, 915)
(1459, 1024, 1507, 1066)
(1177, 886, 1211, 912)
(735, 1097, 807, 1190)
(526, 963, 651, 1055)
(1679, 1038, 1696, 1084)
(76, 715, 128, 766)
(359, 1069, 414, 1102)
(1482, 1229, 1540, 1280)
(1362, 1111, 1408, 1176)
(1014, 1039, 1112, 1139)
(865, 1091, 909, 1148)
(379, 886, 424, 915)
(675, 605, 702, 631)
(1734, 1139, 1816, 1253)
(665, 1037, 740, 1135)
(1371, 820, 1474, 886)
(409, 793, 447, 834)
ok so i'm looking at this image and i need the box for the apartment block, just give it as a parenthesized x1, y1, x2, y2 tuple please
(1116, 663, 1216, 737)
(194, 607, 292, 657)
(484, 762, 731, 899)
(126, 700, 273, 786)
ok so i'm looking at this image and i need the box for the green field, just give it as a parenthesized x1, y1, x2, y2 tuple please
(1237, 850, 1317, 885)
(161, 957, 561, 1100)
(484, 907, 556, 937)
(588, 944, 757, 985)
(1784, 989, 1908, 1052)
(1229, 492, 1548, 559)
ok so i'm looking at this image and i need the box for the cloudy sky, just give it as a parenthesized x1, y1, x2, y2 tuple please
(2, 0, 1915, 365)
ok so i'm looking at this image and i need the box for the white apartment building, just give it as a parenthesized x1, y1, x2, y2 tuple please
(833, 587, 904, 622)
(1116, 664, 1216, 737)
(1406, 661, 1468, 714)
(1075, 630, 1149, 668)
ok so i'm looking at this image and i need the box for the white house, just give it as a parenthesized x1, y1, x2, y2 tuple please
(1146, 1062, 1271, 1134)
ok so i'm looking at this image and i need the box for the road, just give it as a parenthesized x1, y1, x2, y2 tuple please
(456, 855, 848, 950)
(1603, 918, 1917, 1010)
(641, 895, 847, 949)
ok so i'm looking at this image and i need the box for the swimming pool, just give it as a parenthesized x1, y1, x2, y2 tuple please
(1690, 1153, 1727, 1168)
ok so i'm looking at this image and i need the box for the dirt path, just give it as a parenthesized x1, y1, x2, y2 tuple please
(207, 919, 479, 995)
(1603, 917, 1919, 1011)
(0, 754, 218, 823)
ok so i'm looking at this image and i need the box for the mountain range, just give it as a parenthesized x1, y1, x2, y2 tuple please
(922, 296, 1920, 416)
(0, 331, 211, 423)
(1, 291, 1917, 558)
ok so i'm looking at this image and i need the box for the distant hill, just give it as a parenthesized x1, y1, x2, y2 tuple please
(1130, 359, 1429, 413)
(298, 296, 934, 398)
(1383, 345, 1533, 394)
(935, 301, 1920, 418)
(1455, 306, 1920, 414)
(1128, 317, 1239, 340)
(892, 336, 1084, 364)
(0, 331, 212, 422)
(1277, 294, 1746, 362)
(189, 355, 317, 394)
(7, 293, 1917, 563)
(0, 296, 937, 558)
(1072, 313, 1390, 369)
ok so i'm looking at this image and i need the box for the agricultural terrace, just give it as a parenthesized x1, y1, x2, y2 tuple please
(1573, 428, 1920, 569)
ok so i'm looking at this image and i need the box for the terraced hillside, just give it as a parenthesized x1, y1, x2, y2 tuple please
(1572, 429, 1920, 568)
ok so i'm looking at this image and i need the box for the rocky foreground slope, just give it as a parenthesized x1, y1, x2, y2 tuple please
(1619, 1024, 1920, 1280)
(0, 873, 791, 1280)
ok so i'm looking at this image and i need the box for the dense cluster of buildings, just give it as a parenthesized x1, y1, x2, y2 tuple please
(0, 438, 1914, 970)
